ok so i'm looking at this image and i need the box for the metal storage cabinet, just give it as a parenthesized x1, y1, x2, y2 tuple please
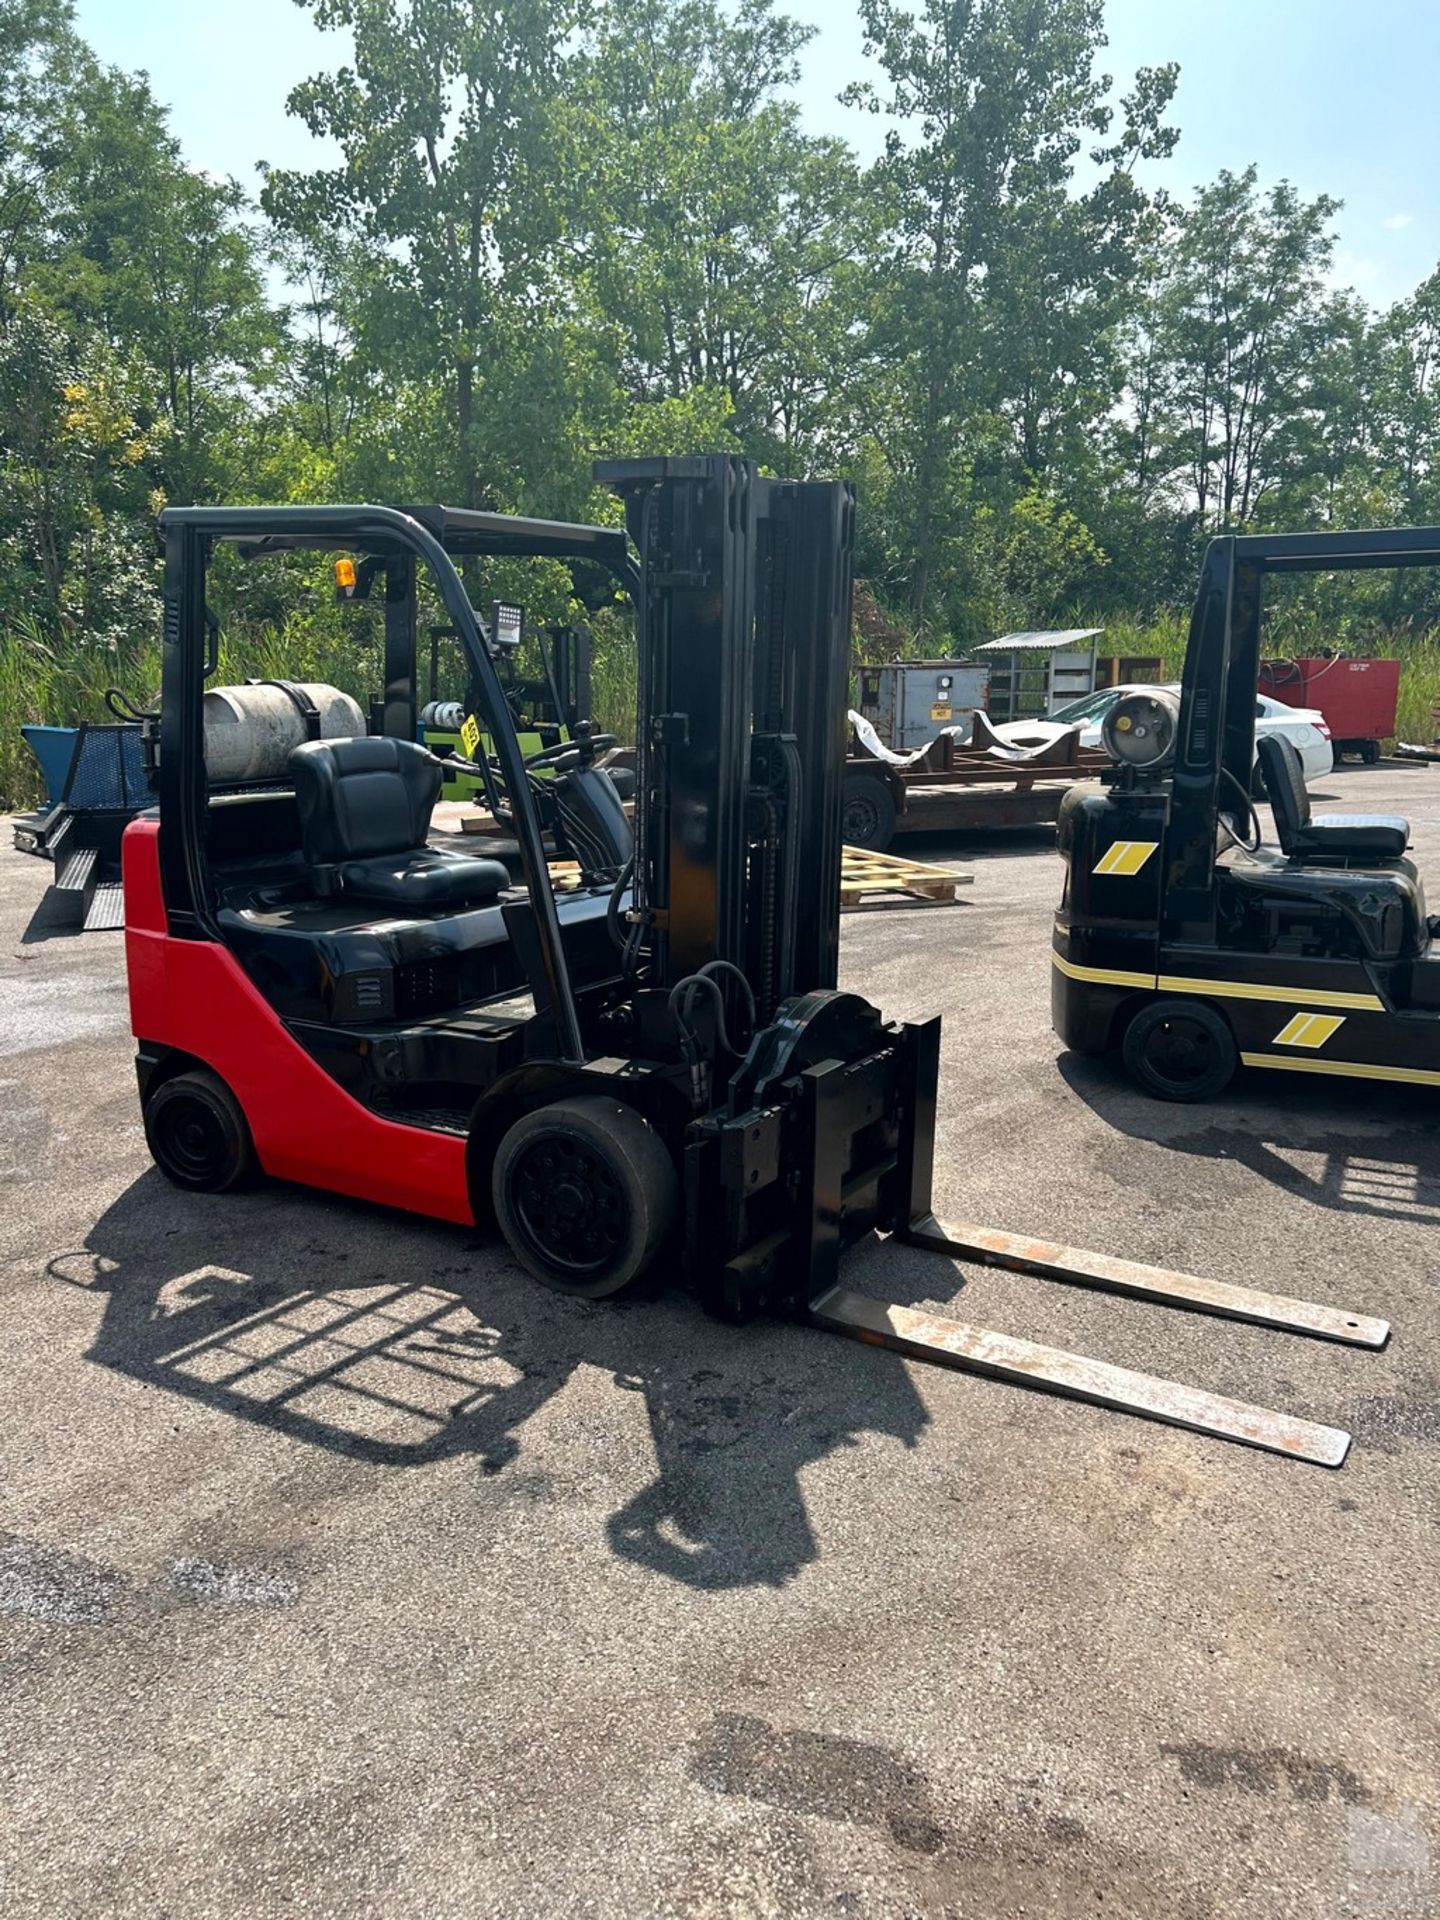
(855, 660, 989, 749)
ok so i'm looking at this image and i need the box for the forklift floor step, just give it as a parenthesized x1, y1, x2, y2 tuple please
(56, 845, 98, 896)
(82, 880, 125, 932)
(809, 1286, 1351, 1466)
(376, 1105, 471, 1136)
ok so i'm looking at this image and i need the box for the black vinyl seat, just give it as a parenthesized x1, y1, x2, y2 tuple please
(1257, 734, 1409, 863)
(289, 735, 510, 909)
(553, 762, 634, 880)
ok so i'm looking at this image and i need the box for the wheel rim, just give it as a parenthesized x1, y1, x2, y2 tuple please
(1141, 1015, 1220, 1093)
(157, 1094, 229, 1181)
(843, 789, 881, 844)
(510, 1134, 628, 1276)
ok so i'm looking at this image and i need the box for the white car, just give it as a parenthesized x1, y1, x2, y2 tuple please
(990, 682, 1334, 788)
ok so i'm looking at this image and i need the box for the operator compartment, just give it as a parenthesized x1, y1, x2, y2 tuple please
(199, 682, 619, 1066)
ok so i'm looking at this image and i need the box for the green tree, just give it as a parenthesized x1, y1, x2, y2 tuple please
(0, 296, 165, 643)
(264, 0, 592, 511)
(1147, 167, 1340, 531)
(575, 0, 866, 472)
(843, 0, 1174, 635)
(29, 58, 276, 498)
(0, 0, 81, 304)
(1368, 266, 1440, 524)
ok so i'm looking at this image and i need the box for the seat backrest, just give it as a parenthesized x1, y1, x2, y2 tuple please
(1256, 734, 1310, 853)
(289, 736, 441, 868)
(553, 763, 634, 879)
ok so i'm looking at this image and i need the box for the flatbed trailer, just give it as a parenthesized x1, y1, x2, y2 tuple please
(842, 738, 1110, 848)
(880, 777, 1079, 834)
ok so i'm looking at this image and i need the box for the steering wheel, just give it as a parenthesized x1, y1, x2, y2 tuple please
(522, 732, 618, 772)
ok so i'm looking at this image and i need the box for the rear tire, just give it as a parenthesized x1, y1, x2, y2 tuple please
(1122, 999, 1238, 1104)
(841, 772, 896, 853)
(491, 1097, 678, 1298)
(1361, 739, 1381, 765)
(144, 1067, 256, 1191)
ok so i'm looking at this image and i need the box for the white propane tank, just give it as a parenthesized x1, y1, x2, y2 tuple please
(202, 682, 366, 782)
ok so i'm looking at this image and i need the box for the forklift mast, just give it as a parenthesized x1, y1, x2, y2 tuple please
(598, 456, 854, 1011)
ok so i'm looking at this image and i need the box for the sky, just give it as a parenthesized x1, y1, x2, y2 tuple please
(71, 0, 1440, 309)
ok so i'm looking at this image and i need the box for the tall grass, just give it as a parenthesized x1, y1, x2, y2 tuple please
(0, 609, 383, 812)
(6, 602, 1440, 814)
(1391, 632, 1440, 742)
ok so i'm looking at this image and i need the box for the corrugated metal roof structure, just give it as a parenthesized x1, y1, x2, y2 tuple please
(974, 628, 1104, 653)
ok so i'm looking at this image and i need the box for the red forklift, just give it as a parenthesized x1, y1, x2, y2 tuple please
(1054, 526, 1437, 1104)
(123, 460, 1387, 1465)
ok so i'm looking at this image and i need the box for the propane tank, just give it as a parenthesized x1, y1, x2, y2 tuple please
(420, 700, 467, 731)
(202, 682, 366, 782)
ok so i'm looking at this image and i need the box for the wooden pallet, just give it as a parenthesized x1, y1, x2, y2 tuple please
(839, 845, 971, 907)
(544, 845, 973, 908)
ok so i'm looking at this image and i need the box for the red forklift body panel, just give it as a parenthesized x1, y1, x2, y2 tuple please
(1259, 657, 1400, 744)
(122, 818, 474, 1226)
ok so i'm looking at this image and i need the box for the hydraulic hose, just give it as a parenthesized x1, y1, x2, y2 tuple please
(667, 962, 758, 1112)
(606, 853, 636, 953)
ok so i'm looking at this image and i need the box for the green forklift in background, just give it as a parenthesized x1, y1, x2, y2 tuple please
(417, 603, 598, 803)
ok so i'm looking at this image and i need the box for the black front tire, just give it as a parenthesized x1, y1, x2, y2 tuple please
(1361, 739, 1382, 765)
(841, 772, 897, 853)
(491, 1097, 678, 1298)
(1122, 999, 1238, 1103)
(144, 1067, 256, 1191)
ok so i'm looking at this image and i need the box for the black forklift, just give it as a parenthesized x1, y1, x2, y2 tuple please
(1055, 526, 1439, 1102)
(124, 460, 1388, 1467)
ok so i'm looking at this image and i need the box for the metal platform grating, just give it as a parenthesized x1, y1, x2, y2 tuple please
(56, 846, 97, 894)
(82, 881, 125, 931)
(62, 724, 150, 811)
(377, 1106, 470, 1136)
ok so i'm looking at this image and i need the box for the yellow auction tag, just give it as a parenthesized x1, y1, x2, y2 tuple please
(930, 704, 952, 722)
(459, 713, 481, 758)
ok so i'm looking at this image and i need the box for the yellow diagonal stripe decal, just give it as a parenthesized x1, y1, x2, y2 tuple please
(1272, 1012, 1345, 1049)
(1093, 840, 1159, 877)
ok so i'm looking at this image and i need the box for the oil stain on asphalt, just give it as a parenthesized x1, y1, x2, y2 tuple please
(688, 1710, 947, 1854)
(0, 1533, 124, 1625)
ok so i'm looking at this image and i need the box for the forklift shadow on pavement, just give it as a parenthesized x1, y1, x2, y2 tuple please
(1056, 1049, 1440, 1231)
(49, 1169, 944, 1594)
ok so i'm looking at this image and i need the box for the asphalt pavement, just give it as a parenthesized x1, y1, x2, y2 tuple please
(1, 761, 1436, 1918)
